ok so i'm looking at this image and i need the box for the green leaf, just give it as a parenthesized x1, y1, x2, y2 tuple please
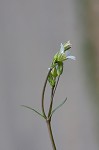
(57, 53, 66, 62)
(57, 62, 63, 76)
(53, 52, 66, 63)
(21, 105, 45, 119)
(51, 67, 57, 77)
(50, 97, 67, 117)
(53, 52, 59, 63)
(48, 73, 56, 87)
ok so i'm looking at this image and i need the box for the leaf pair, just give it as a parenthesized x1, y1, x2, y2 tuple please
(21, 97, 67, 119)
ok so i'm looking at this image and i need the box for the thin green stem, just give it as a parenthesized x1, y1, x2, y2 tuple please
(48, 86, 54, 117)
(41, 66, 57, 149)
(48, 76, 60, 118)
(47, 120, 57, 150)
(41, 68, 52, 118)
(53, 76, 60, 96)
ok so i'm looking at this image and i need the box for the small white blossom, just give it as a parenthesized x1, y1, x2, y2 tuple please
(66, 55, 76, 60)
(66, 50, 76, 60)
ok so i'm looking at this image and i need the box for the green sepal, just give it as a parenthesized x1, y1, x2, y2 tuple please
(56, 62, 63, 76)
(21, 105, 45, 119)
(48, 73, 56, 87)
(64, 41, 71, 51)
(48, 62, 63, 87)
(53, 52, 66, 63)
(57, 53, 66, 62)
(53, 52, 59, 63)
(51, 67, 58, 78)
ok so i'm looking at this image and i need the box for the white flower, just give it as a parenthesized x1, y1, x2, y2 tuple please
(66, 50, 76, 60)
(60, 43, 76, 60)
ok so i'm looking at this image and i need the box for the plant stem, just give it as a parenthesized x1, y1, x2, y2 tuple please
(41, 68, 52, 118)
(47, 120, 57, 150)
(48, 76, 60, 118)
(48, 86, 54, 117)
(53, 76, 60, 96)
(41, 67, 57, 149)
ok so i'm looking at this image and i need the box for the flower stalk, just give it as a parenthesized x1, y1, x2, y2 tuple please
(47, 120, 56, 150)
(41, 69, 57, 149)
(21, 41, 75, 150)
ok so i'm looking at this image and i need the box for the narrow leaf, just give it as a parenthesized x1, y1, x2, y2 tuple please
(21, 105, 45, 119)
(50, 97, 67, 117)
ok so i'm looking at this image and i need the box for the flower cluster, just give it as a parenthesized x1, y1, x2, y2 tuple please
(48, 41, 76, 87)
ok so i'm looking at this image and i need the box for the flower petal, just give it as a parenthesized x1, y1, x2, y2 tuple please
(66, 55, 76, 60)
(66, 50, 70, 56)
(60, 43, 64, 53)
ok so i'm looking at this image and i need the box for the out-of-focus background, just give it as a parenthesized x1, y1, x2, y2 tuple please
(0, 0, 99, 150)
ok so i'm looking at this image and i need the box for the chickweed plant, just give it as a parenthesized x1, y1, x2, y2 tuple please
(21, 41, 76, 150)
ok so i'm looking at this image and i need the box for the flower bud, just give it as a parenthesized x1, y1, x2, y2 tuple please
(64, 41, 72, 51)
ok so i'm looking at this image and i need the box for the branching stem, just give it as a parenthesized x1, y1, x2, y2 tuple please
(41, 68, 52, 118)
(41, 67, 57, 150)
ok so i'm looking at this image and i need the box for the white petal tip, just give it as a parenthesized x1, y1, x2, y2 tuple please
(67, 56, 76, 60)
(60, 43, 64, 53)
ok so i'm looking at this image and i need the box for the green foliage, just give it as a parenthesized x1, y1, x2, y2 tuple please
(21, 105, 45, 118)
(48, 41, 72, 87)
(50, 97, 67, 117)
(56, 62, 63, 76)
(53, 52, 66, 63)
(48, 62, 63, 87)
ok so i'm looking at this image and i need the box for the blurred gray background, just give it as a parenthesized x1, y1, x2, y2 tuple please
(0, 0, 99, 150)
